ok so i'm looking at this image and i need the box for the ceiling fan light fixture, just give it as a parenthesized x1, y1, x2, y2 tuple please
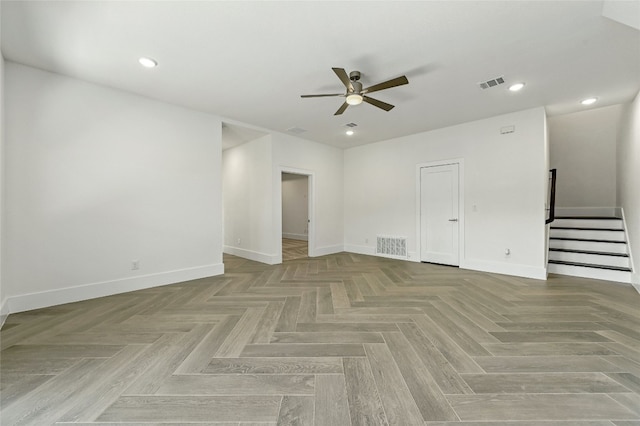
(346, 94, 363, 105)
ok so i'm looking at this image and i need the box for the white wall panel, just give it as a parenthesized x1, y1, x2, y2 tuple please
(3, 63, 223, 312)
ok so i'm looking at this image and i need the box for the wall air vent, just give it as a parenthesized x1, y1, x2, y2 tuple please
(376, 236, 408, 259)
(478, 76, 505, 90)
(286, 127, 307, 134)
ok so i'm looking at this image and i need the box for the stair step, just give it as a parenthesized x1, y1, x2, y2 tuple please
(551, 227, 623, 231)
(548, 250, 630, 268)
(549, 238, 627, 255)
(552, 217, 624, 230)
(548, 262, 632, 283)
(549, 248, 628, 257)
(548, 259, 631, 272)
(549, 228, 625, 241)
(555, 216, 622, 220)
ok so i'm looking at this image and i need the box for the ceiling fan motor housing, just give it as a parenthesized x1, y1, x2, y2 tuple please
(349, 71, 361, 81)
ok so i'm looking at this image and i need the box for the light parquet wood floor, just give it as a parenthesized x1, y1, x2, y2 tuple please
(1, 252, 640, 425)
(282, 238, 308, 262)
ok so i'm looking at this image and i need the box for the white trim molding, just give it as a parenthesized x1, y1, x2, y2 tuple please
(2, 263, 224, 315)
(282, 233, 308, 241)
(462, 258, 547, 280)
(224, 246, 279, 265)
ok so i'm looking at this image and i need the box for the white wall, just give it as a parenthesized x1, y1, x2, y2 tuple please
(0, 53, 6, 323)
(222, 130, 344, 264)
(548, 105, 622, 209)
(617, 91, 640, 289)
(344, 107, 548, 279)
(282, 173, 308, 240)
(272, 132, 344, 258)
(222, 135, 275, 263)
(3, 63, 224, 313)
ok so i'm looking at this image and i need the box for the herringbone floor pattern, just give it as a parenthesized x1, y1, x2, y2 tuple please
(1, 252, 640, 425)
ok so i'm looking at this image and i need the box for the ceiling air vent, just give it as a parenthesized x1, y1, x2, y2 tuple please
(345, 122, 358, 128)
(286, 126, 307, 134)
(478, 76, 505, 90)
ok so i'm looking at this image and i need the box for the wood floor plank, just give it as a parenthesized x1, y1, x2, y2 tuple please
(446, 394, 637, 421)
(240, 343, 366, 358)
(274, 296, 301, 332)
(97, 396, 282, 422)
(398, 323, 473, 395)
(215, 307, 267, 358)
(489, 331, 613, 343)
(382, 331, 458, 421)
(474, 355, 622, 373)
(461, 372, 630, 393)
(203, 357, 343, 374)
(156, 374, 315, 395)
(314, 374, 352, 426)
(175, 315, 242, 374)
(276, 395, 314, 425)
(364, 343, 426, 425)
(343, 357, 389, 426)
(270, 331, 384, 344)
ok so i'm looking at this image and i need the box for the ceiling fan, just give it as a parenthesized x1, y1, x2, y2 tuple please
(301, 67, 409, 115)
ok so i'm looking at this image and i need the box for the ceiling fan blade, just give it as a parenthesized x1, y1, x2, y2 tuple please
(301, 93, 344, 98)
(364, 75, 409, 94)
(334, 102, 349, 115)
(363, 96, 395, 111)
(332, 67, 354, 91)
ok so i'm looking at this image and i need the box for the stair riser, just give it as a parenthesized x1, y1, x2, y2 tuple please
(553, 219, 624, 230)
(550, 229, 625, 241)
(548, 263, 631, 283)
(548, 251, 630, 268)
(549, 239, 627, 254)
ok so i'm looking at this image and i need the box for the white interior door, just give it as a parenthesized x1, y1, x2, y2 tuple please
(420, 164, 460, 266)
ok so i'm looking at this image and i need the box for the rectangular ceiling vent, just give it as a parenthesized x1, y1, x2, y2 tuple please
(345, 122, 358, 128)
(478, 76, 505, 90)
(286, 126, 307, 134)
(376, 235, 408, 259)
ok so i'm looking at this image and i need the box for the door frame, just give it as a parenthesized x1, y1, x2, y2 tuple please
(415, 158, 465, 266)
(276, 167, 315, 263)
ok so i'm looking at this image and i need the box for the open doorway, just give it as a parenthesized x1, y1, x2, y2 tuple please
(282, 172, 310, 261)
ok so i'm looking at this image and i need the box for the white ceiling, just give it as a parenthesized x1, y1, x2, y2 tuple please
(2, 1, 639, 148)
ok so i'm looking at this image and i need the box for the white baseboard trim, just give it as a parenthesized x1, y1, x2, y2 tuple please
(461, 259, 547, 280)
(555, 207, 621, 217)
(344, 244, 376, 256)
(632, 272, 640, 294)
(344, 245, 418, 263)
(224, 245, 279, 265)
(282, 233, 308, 241)
(312, 245, 344, 257)
(4, 263, 224, 315)
(0, 297, 9, 329)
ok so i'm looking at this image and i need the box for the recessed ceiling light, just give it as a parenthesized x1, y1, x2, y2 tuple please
(581, 97, 597, 105)
(138, 57, 158, 68)
(509, 82, 525, 92)
(346, 130, 354, 136)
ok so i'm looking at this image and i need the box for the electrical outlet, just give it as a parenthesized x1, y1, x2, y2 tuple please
(237, 238, 241, 245)
(365, 238, 369, 244)
(131, 260, 140, 270)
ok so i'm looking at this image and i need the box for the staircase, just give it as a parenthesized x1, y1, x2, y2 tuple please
(548, 216, 632, 283)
